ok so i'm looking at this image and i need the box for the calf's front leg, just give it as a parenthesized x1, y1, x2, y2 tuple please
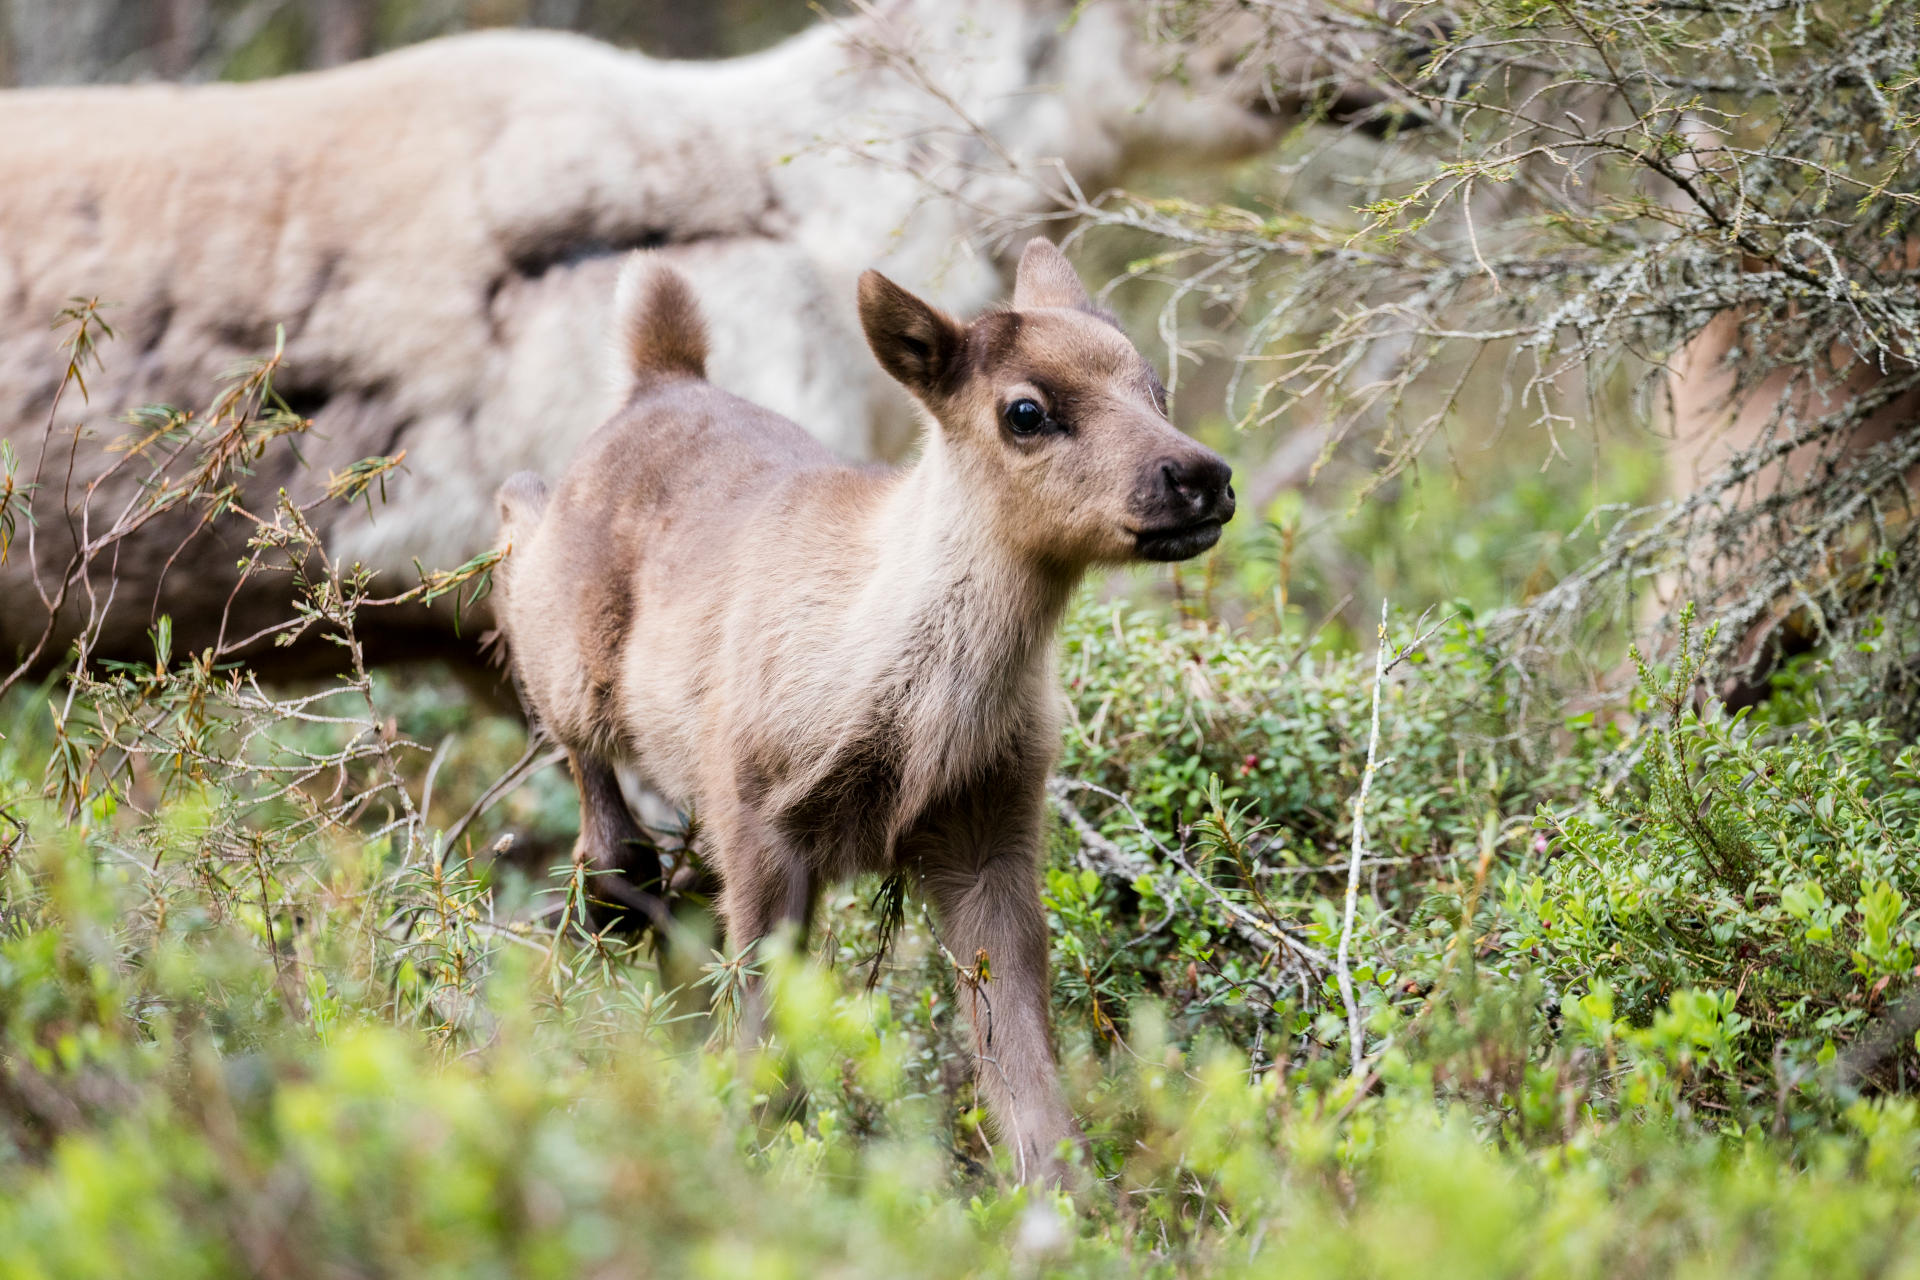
(708, 805, 816, 1042)
(712, 804, 816, 949)
(913, 786, 1078, 1184)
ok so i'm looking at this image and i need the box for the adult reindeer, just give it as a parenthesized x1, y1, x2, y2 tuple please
(0, 0, 1415, 679)
(1651, 109, 1920, 699)
(1662, 296, 1920, 700)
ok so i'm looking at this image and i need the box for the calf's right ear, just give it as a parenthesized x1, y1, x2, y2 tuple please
(858, 270, 963, 399)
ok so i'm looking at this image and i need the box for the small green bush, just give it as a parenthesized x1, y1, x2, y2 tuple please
(8, 814, 1920, 1279)
(1048, 599, 1612, 1066)
(1499, 620, 1920, 1117)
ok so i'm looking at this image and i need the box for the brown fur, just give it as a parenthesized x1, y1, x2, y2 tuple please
(614, 263, 709, 386)
(494, 240, 1234, 1182)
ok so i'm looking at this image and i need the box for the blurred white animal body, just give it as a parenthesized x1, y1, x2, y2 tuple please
(0, 0, 1346, 670)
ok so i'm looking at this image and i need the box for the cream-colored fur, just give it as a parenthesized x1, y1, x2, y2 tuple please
(495, 239, 1235, 1183)
(0, 0, 1344, 672)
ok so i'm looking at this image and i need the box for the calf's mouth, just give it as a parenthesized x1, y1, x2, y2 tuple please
(1134, 518, 1225, 562)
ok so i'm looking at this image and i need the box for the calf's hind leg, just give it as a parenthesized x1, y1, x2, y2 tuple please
(568, 752, 668, 931)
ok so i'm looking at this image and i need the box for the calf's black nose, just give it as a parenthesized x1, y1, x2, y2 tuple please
(1160, 454, 1236, 524)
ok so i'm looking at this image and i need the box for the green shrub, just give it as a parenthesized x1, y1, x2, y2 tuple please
(1502, 618, 1920, 1116)
(1047, 599, 1612, 1064)
(9, 815, 1920, 1279)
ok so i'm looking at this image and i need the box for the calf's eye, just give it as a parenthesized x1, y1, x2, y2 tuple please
(1004, 398, 1047, 435)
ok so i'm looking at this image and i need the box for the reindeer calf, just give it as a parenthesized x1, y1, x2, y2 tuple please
(494, 239, 1235, 1181)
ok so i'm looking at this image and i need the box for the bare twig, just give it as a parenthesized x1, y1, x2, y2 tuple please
(1048, 777, 1329, 971)
(1337, 600, 1391, 1077)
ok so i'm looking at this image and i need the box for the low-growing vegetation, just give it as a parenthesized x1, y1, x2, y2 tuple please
(5, 573, 1919, 1274)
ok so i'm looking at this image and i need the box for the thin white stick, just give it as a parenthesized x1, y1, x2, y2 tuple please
(1338, 599, 1391, 1078)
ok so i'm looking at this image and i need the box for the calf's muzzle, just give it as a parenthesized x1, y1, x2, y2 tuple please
(1135, 449, 1236, 562)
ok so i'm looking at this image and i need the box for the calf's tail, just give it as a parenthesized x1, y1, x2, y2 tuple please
(612, 253, 709, 390)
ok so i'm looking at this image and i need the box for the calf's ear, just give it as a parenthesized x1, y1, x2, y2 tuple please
(1012, 237, 1092, 311)
(858, 270, 963, 399)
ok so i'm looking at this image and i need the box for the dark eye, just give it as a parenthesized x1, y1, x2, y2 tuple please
(1004, 398, 1047, 436)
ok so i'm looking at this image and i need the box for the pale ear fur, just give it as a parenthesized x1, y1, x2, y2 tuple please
(1012, 237, 1092, 311)
(857, 269, 964, 398)
(613, 252, 709, 389)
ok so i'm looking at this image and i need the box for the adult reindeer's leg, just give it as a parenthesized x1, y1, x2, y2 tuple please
(912, 782, 1077, 1184)
(569, 752, 667, 931)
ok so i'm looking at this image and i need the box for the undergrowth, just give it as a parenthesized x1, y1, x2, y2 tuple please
(5, 590, 1920, 1276)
